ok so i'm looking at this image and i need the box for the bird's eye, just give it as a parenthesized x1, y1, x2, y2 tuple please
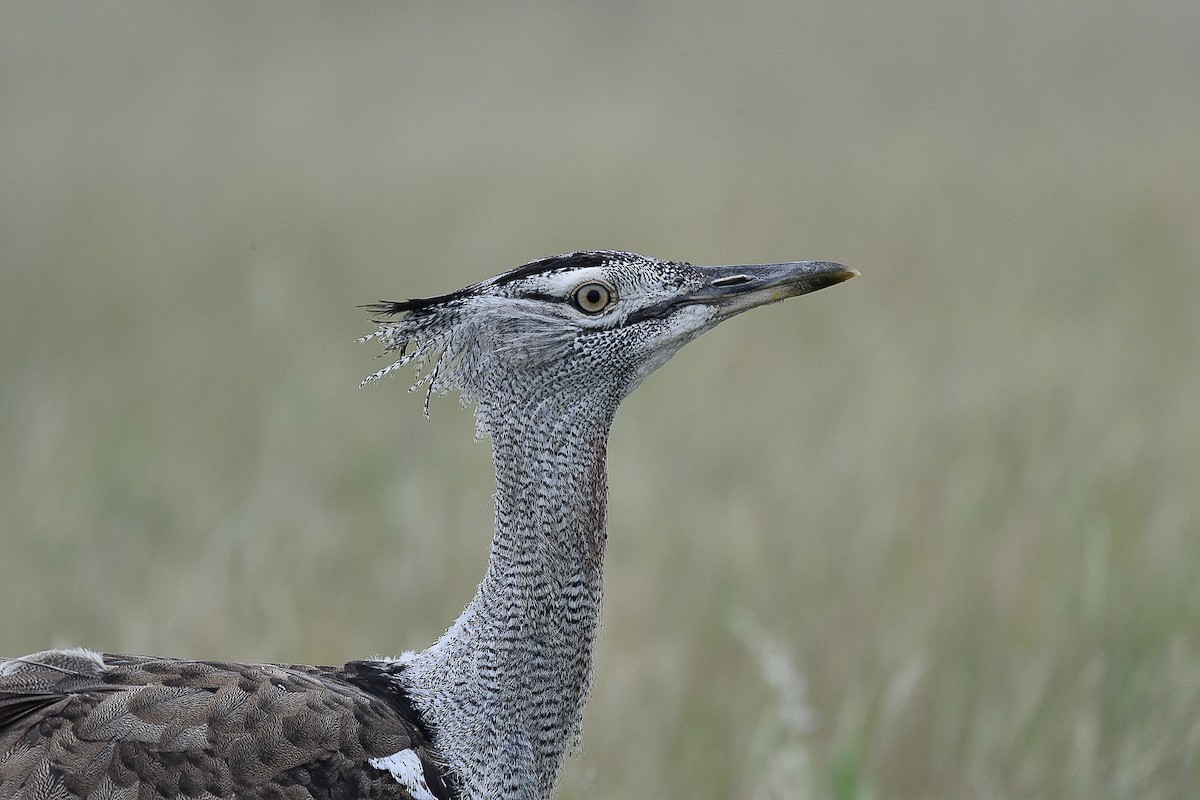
(572, 282, 615, 314)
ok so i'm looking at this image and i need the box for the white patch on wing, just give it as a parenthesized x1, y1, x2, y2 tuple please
(367, 748, 437, 800)
(0, 647, 107, 676)
(56, 647, 108, 668)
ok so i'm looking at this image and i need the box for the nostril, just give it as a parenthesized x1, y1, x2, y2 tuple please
(711, 275, 753, 288)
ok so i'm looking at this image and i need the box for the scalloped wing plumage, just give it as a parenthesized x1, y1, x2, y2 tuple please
(0, 650, 452, 800)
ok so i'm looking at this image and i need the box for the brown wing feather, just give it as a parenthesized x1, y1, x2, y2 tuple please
(0, 649, 451, 800)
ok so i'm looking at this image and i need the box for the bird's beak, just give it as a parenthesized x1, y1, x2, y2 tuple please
(687, 260, 859, 317)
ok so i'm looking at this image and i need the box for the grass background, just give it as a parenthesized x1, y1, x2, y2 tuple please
(2, 2, 1199, 798)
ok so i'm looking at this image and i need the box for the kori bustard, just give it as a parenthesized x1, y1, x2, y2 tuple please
(0, 250, 856, 800)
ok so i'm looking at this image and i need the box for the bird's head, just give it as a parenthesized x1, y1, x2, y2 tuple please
(362, 250, 856, 436)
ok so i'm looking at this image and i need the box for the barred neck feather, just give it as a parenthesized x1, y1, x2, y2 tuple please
(400, 396, 613, 799)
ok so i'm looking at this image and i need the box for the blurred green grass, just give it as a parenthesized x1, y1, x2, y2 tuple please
(2, 2, 1199, 798)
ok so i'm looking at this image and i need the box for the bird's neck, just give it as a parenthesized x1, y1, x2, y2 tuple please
(402, 393, 615, 800)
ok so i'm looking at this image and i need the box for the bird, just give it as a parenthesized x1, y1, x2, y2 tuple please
(0, 250, 857, 800)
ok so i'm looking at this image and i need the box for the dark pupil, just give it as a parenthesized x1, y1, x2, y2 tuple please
(585, 288, 602, 306)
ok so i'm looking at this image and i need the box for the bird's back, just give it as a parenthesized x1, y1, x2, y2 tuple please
(0, 648, 451, 800)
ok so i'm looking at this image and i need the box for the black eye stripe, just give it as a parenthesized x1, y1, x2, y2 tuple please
(523, 284, 616, 313)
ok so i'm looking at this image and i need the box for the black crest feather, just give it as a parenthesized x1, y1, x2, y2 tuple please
(361, 251, 619, 320)
(360, 292, 465, 317)
(489, 251, 611, 286)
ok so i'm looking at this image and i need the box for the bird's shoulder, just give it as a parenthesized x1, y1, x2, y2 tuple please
(0, 648, 452, 800)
